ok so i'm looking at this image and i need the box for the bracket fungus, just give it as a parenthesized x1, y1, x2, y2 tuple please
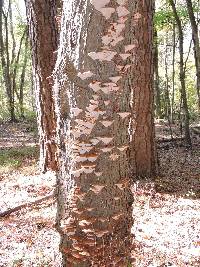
(116, 6, 130, 17)
(78, 71, 94, 80)
(88, 51, 117, 62)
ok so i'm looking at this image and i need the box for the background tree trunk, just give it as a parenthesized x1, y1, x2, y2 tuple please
(129, 0, 157, 178)
(171, 22, 176, 123)
(19, 33, 29, 119)
(0, 1, 16, 121)
(185, 0, 200, 112)
(154, 28, 162, 119)
(169, 0, 191, 146)
(25, 0, 58, 172)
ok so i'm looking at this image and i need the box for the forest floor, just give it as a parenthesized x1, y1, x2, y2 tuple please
(0, 121, 200, 267)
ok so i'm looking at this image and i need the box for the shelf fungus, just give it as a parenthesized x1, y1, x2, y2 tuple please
(125, 44, 136, 52)
(87, 155, 99, 162)
(71, 108, 83, 117)
(90, 0, 115, 19)
(89, 81, 102, 92)
(117, 6, 130, 17)
(76, 119, 95, 130)
(117, 16, 128, 24)
(117, 145, 129, 152)
(101, 82, 119, 94)
(97, 137, 113, 145)
(109, 153, 120, 161)
(79, 220, 92, 227)
(72, 169, 82, 178)
(119, 53, 131, 60)
(92, 94, 99, 100)
(77, 71, 94, 80)
(112, 213, 123, 220)
(72, 244, 84, 251)
(117, 0, 127, 5)
(79, 146, 93, 154)
(94, 172, 103, 177)
(102, 22, 125, 46)
(79, 251, 90, 257)
(76, 156, 90, 163)
(88, 51, 117, 62)
(117, 112, 131, 119)
(109, 76, 122, 83)
(95, 229, 109, 238)
(82, 228, 94, 234)
(81, 165, 96, 174)
(90, 0, 111, 9)
(86, 104, 98, 112)
(90, 138, 100, 146)
(100, 120, 114, 127)
(100, 7, 115, 19)
(101, 146, 114, 153)
(90, 185, 105, 194)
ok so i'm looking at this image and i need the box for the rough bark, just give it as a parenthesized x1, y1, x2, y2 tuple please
(185, 0, 200, 112)
(25, 0, 58, 172)
(54, 0, 140, 265)
(153, 28, 162, 119)
(169, 0, 191, 146)
(129, 0, 157, 178)
(19, 33, 29, 119)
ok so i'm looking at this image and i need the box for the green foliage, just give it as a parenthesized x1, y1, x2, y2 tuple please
(0, 0, 34, 121)
(154, 8, 175, 29)
(155, 1, 200, 29)
(0, 146, 39, 169)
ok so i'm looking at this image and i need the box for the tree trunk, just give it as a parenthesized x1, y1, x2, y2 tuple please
(154, 28, 162, 119)
(0, 2, 16, 121)
(171, 22, 176, 123)
(129, 0, 157, 178)
(19, 33, 29, 119)
(169, 0, 191, 146)
(164, 37, 172, 121)
(186, 0, 200, 112)
(25, 0, 58, 172)
(53, 0, 152, 265)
